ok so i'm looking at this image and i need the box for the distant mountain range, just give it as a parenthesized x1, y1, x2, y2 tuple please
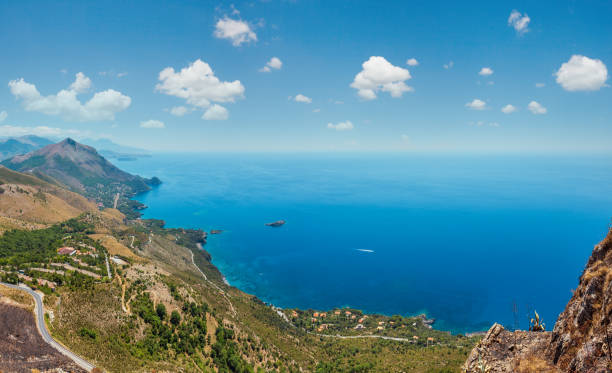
(79, 138, 151, 160)
(1, 138, 159, 197)
(0, 135, 54, 160)
(0, 135, 150, 161)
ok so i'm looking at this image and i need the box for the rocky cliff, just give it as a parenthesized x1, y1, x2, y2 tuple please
(464, 228, 612, 373)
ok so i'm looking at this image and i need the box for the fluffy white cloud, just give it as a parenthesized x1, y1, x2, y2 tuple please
(508, 10, 530, 35)
(170, 106, 190, 116)
(465, 98, 487, 110)
(156, 59, 244, 120)
(350, 56, 413, 100)
(501, 104, 516, 114)
(0, 124, 81, 137)
(555, 55, 608, 91)
(140, 119, 165, 128)
(8, 73, 131, 122)
(70, 72, 92, 93)
(406, 58, 419, 66)
(260, 57, 282, 72)
(214, 17, 257, 46)
(203, 104, 229, 120)
(527, 101, 547, 114)
(294, 94, 312, 103)
(327, 121, 354, 131)
(479, 67, 493, 76)
(535, 82, 546, 88)
(0, 111, 6, 123)
(443, 61, 454, 69)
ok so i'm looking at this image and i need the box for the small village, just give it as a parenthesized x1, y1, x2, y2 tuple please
(284, 307, 459, 347)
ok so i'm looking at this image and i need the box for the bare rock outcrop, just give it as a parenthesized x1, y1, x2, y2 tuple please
(463, 323, 557, 372)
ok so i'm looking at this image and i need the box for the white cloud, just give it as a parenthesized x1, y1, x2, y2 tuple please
(479, 67, 493, 76)
(443, 61, 454, 69)
(214, 17, 257, 46)
(313, 108, 320, 113)
(294, 94, 312, 103)
(501, 104, 516, 114)
(327, 120, 354, 131)
(156, 59, 244, 119)
(0, 111, 7, 123)
(508, 10, 530, 35)
(140, 119, 165, 128)
(0, 124, 81, 137)
(406, 58, 419, 66)
(99, 70, 128, 78)
(70, 72, 92, 93)
(8, 73, 131, 122)
(465, 98, 487, 110)
(260, 57, 282, 72)
(203, 104, 229, 120)
(169, 106, 190, 116)
(527, 101, 547, 114)
(555, 55, 608, 91)
(401, 134, 410, 143)
(535, 82, 546, 88)
(350, 56, 413, 100)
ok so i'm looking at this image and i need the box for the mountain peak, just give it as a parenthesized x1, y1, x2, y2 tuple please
(61, 137, 77, 146)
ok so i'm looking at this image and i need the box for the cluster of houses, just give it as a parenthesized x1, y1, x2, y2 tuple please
(287, 308, 439, 346)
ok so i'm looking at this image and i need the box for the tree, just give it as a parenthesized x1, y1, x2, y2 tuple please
(156, 303, 167, 320)
(170, 310, 181, 326)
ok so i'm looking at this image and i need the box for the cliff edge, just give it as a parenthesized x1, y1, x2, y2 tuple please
(464, 228, 612, 373)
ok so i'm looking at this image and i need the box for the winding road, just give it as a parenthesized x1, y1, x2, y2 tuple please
(1, 282, 95, 372)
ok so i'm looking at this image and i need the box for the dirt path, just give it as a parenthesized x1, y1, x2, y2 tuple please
(112, 192, 120, 209)
(190, 249, 237, 318)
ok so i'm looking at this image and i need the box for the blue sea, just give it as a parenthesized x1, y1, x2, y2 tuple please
(120, 153, 612, 334)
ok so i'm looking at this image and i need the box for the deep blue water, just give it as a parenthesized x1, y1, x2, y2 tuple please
(120, 153, 612, 334)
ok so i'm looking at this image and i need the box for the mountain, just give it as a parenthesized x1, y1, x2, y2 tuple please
(463, 228, 612, 373)
(0, 135, 54, 160)
(1, 138, 158, 198)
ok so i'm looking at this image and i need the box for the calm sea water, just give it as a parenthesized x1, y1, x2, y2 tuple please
(120, 153, 612, 333)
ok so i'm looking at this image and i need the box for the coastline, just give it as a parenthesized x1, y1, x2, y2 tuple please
(133, 194, 490, 336)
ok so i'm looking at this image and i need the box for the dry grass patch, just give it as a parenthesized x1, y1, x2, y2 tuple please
(0, 284, 35, 311)
(0, 184, 95, 224)
(515, 356, 561, 373)
(89, 233, 142, 260)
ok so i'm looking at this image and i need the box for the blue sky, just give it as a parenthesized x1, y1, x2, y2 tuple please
(0, 0, 610, 152)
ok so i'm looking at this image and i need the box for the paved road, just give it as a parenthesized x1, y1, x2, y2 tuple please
(1, 282, 95, 372)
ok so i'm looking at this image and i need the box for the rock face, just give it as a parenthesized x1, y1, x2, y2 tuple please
(464, 228, 612, 373)
(546, 229, 612, 373)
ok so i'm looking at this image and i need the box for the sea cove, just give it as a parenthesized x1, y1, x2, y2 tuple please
(122, 153, 612, 334)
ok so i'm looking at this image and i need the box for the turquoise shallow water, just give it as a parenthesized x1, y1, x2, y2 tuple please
(120, 153, 612, 334)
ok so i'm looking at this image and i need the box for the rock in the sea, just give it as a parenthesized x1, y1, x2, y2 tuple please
(265, 220, 285, 227)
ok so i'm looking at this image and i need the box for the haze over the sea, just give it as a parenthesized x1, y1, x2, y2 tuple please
(123, 153, 612, 333)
